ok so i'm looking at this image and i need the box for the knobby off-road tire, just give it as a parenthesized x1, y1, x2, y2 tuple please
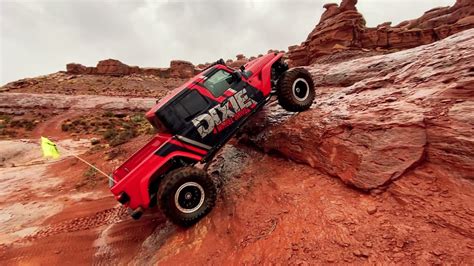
(276, 67, 315, 112)
(158, 167, 216, 227)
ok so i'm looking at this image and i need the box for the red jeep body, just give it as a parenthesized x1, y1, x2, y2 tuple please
(110, 53, 285, 214)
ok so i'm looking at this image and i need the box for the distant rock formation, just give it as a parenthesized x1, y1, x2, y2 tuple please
(287, 0, 474, 66)
(66, 49, 288, 79)
(66, 59, 200, 79)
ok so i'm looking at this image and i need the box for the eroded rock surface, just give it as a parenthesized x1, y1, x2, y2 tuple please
(287, 0, 474, 66)
(246, 29, 474, 190)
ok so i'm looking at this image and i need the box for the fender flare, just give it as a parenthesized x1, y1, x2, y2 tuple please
(261, 53, 285, 95)
(137, 151, 202, 208)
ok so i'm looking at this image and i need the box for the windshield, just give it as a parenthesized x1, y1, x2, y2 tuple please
(203, 70, 233, 97)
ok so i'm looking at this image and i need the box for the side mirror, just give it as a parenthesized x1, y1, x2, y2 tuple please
(231, 70, 242, 82)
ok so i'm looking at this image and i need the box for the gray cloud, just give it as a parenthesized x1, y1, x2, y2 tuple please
(0, 0, 455, 84)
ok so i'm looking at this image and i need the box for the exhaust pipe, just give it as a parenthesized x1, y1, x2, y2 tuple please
(130, 207, 143, 220)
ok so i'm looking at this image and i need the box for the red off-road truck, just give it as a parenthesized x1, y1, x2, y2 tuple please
(110, 53, 315, 226)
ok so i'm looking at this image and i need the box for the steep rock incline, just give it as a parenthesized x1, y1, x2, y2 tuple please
(287, 0, 474, 66)
(246, 29, 473, 190)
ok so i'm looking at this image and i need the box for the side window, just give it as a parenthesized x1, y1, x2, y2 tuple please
(203, 69, 233, 97)
(175, 90, 209, 121)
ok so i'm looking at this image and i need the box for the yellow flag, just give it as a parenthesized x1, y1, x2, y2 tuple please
(41, 137, 60, 159)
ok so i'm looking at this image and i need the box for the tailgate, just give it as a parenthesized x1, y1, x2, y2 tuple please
(112, 134, 170, 183)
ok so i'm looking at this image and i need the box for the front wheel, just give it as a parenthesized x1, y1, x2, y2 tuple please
(276, 68, 315, 112)
(158, 167, 216, 227)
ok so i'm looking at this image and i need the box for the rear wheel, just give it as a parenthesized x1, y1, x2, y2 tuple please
(158, 167, 216, 227)
(276, 68, 315, 112)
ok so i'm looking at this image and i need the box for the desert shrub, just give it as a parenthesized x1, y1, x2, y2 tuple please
(8, 119, 36, 130)
(84, 167, 97, 178)
(76, 166, 103, 189)
(61, 123, 70, 131)
(109, 128, 136, 146)
(104, 111, 114, 117)
(61, 111, 154, 147)
(24, 120, 35, 131)
(131, 114, 145, 123)
(103, 128, 117, 140)
(0, 114, 12, 124)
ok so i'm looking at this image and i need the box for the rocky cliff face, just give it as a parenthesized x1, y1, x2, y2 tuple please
(246, 29, 474, 190)
(287, 0, 474, 66)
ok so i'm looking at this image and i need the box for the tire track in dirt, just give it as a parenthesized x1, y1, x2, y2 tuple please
(24, 206, 128, 241)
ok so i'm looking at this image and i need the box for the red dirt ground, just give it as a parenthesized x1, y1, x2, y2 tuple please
(1, 142, 473, 264)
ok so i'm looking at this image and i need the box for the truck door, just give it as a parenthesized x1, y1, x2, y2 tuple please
(189, 67, 264, 147)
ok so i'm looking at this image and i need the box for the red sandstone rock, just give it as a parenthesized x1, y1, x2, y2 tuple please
(66, 63, 88, 75)
(321, 3, 340, 22)
(247, 29, 474, 190)
(339, 0, 357, 11)
(287, 0, 474, 66)
(169, 60, 195, 78)
(96, 59, 131, 75)
(65, 59, 200, 79)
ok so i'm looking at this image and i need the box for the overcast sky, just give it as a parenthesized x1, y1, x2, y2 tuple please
(0, 0, 455, 85)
